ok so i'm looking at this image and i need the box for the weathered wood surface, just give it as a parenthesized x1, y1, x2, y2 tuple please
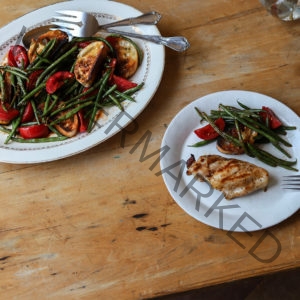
(0, 0, 299, 299)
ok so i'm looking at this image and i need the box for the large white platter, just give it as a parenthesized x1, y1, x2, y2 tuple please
(0, 0, 165, 163)
(160, 90, 300, 232)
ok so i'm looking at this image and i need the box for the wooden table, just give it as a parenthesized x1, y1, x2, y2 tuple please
(0, 0, 299, 299)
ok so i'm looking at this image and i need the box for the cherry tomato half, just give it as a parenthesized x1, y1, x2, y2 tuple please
(259, 106, 282, 129)
(27, 70, 44, 91)
(111, 74, 137, 92)
(19, 124, 49, 139)
(107, 58, 117, 82)
(77, 41, 92, 49)
(77, 110, 88, 133)
(0, 104, 19, 125)
(46, 71, 74, 94)
(8, 45, 29, 69)
(21, 102, 34, 123)
(194, 118, 226, 140)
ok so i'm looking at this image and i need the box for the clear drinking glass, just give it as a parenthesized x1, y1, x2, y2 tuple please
(260, 0, 300, 20)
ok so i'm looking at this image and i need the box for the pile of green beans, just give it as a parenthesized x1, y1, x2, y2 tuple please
(0, 37, 143, 144)
(192, 101, 298, 171)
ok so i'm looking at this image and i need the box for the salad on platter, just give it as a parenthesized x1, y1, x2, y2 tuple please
(0, 28, 144, 144)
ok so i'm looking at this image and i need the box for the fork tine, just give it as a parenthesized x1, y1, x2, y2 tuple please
(51, 21, 80, 30)
(54, 15, 79, 23)
(50, 23, 76, 36)
(55, 10, 83, 21)
(282, 175, 300, 181)
(281, 174, 300, 190)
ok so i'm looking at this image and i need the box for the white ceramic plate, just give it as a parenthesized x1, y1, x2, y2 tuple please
(0, 0, 164, 163)
(160, 90, 300, 232)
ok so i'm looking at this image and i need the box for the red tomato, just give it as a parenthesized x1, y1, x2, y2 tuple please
(0, 104, 19, 124)
(111, 74, 137, 92)
(46, 71, 74, 94)
(194, 118, 226, 140)
(107, 58, 117, 82)
(106, 36, 118, 47)
(27, 70, 44, 91)
(77, 110, 88, 133)
(77, 41, 92, 48)
(260, 106, 282, 129)
(19, 124, 49, 139)
(7, 45, 29, 68)
(21, 102, 34, 123)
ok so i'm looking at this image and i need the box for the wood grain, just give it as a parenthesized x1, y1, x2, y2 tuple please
(0, 0, 299, 299)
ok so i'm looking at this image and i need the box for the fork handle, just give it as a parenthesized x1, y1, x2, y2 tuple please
(106, 29, 190, 52)
(100, 11, 161, 29)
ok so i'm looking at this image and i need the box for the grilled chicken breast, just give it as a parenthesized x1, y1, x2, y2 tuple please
(186, 154, 269, 200)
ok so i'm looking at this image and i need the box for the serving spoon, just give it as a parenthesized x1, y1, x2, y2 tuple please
(22, 11, 161, 48)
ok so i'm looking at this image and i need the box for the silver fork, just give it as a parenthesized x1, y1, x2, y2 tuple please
(281, 175, 300, 190)
(53, 10, 161, 34)
(52, 10, 190, 52)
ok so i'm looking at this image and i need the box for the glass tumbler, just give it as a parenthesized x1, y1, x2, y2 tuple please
(260, 0, 300, 20)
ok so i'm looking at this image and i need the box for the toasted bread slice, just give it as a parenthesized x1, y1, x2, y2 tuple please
(74, 41, 109, 87)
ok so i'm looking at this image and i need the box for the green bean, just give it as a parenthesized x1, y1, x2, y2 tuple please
(43, 94, 51, 116)
(50, 101, 93, 125)
(247, 143, 298, 171)
(0, 65, 27, 74)
(219, 104, 292, 156)
(281, 125, 297, 131)
(30, 100, 40, 125)
(114, 90, 136, 102)
(10, 86, 20, 107)
(0, 66, 28, 80)
(103, 84, 117, 98)
(42, 94, 59, 117)
(0, 72, 6, 102)
(35, 45, 78, 86)
(247, 143, 278, 167)
(188, 139, 216, 147)
(19, 121, 39, 126)
(4, 113, 23, 144)
(16, 76, 27, 96)
(28, 39, 57, 69)
(234, 119, 250, 155)
(10, 135, 68, 143)
(18, 83, 46, 105)
(237, 101, 250, 110)
(63, 80, 80, 96)
(48, 124, 64, 137)
(251, 144, 297, 167)
(0, 125, 11, 134)
(87, 70, 111, 132)
(108, 94, 123, 110)
(242, 114, 291, 147)
(49, 96, 92, 117)
(63, 80, 103, 106)
(274, 127, 287, 135)
(196, 110, 243, 147)
(123, 82, 144, 95)
(10, 73, 17, 89)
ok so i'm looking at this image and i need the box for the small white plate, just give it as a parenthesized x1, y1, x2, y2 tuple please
(160, 90, 300, 232)
(0, 0, 164, 163)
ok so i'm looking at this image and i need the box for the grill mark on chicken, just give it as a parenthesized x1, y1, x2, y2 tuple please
(186, 154, 269, 200)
